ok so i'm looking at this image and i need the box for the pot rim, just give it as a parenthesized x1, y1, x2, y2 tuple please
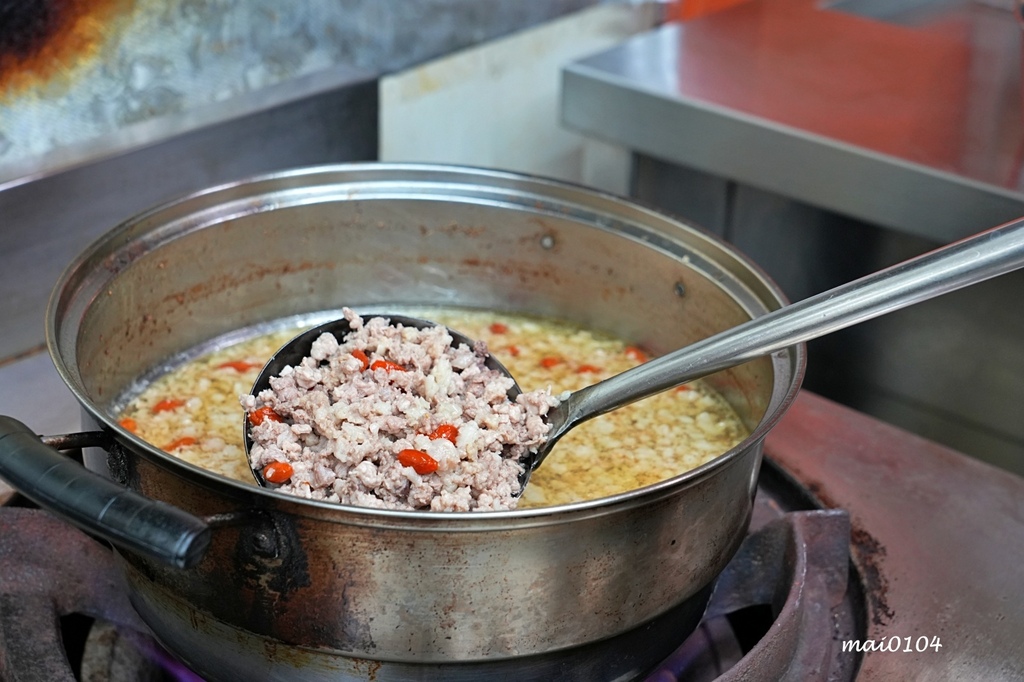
(45, 161, 806, 524)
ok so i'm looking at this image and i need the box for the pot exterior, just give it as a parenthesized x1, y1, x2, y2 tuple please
(124, 556, 714, 681)
(53, 164, 802, 673)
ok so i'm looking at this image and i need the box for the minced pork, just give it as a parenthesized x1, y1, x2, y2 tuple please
(242, 308, 560, 511)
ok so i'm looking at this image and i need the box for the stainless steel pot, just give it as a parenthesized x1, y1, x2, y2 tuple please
(0, 164, 803, 680)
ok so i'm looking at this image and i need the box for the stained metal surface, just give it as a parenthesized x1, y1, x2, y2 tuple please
(0, 0, 373, 178)
(0, 0, 132, 100)
(127, 562, 712, 682)
(0, 0, 598, 180)
(712, 513, 853, 681)
(765, 391, 1024, 680)
(561, 0, 1024, 241)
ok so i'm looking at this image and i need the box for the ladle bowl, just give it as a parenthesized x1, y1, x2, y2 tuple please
(244, 314, 525, 488)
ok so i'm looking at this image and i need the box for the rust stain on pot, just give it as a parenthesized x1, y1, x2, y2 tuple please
(348, 657, 382, 679)
(235, 512, 311, 598)
(416, 222, 488, 238)
(254, 635, 351, 674)
(159, 260, 332, 309)
(457, 257, 565, 288)
(226, 511, 322, 645)
(513, 229, 555, 248)
(0, 0, 136, 99)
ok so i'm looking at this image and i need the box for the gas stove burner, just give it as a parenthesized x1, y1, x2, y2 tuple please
(650, 508, 858, 681)
(0, 505, 141, 680)
(0, 505, 203, 681)
(0, 459, 865, 681)
(646, 460, 863, 682)
(81, 620, 201, 682)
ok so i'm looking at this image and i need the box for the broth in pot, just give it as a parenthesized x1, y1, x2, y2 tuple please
(117, 307, 749, 509)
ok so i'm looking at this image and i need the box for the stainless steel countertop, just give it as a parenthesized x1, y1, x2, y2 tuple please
(562, 0, 1024, 241)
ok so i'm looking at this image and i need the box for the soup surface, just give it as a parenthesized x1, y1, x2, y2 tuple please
(117, 308, 749, 508)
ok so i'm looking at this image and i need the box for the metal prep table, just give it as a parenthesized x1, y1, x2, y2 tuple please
(561, 0, 1024, 475)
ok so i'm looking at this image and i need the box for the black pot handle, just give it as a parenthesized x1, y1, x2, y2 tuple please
(0, 416, 210, 569)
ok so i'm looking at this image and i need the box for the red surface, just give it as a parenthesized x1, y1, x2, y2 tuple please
(671, 0, 972, 173)
(659, 0, 1019, 187)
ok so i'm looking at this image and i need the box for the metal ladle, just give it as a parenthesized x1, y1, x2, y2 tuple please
(247, 218, 1024, 493)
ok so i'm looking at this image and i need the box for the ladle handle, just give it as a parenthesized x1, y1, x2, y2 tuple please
(549, 217, 1024, 445)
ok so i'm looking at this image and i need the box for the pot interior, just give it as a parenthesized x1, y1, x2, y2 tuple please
(49, 164, 802, 475)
